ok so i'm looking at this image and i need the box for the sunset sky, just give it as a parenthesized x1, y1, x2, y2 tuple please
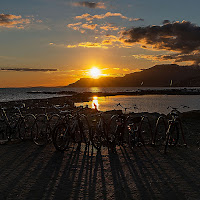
(1, 0, 200, 87)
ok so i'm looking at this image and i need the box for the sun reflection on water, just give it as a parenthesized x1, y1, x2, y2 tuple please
(92, 96, 99, 110)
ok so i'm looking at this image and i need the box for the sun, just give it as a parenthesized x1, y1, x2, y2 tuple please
(90, 67, 101, 79)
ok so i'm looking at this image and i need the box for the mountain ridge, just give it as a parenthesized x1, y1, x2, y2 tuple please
(67, 64, 200, 87)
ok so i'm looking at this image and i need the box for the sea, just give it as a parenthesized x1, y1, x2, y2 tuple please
(1, 87, 200, 114)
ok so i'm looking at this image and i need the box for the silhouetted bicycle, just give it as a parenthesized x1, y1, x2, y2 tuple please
(53, 109, 90, 151)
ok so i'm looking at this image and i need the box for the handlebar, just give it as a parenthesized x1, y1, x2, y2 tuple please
(167, 105, 189, 118)
(116, 103, 131, 114)
(167, 105, 189, 111)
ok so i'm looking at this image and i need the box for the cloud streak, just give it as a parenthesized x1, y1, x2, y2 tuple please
(0, 68, 58, 72)
(0, 13, 30, 28)
(72, 1, 106, 9)
(75, 12, 144, 22)
(66, 42, 109, 49)
(99, 23, 119, 31)
(135, 53, 200, 65)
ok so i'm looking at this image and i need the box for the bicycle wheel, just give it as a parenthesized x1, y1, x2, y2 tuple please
(90, 116, 107, 150)
(124, 116, 141, 144)
(0, 120, 9, 144)
(164, 122, 180, 153)
(153, 115, 167, 146)
(34, 114, 49, 145)
(53, 123, 71, 151)
(67, 116, 82, 144)
(79, 114, 90, 144)
(0, 119, 9, 143)
(19, 114, 37, 140)
(8, 114, 21, 140)
(108, 115, 118, 144)
(48, 114, 61, 134)
(25, 114, 37, 139)
(139, 116, 153, 145)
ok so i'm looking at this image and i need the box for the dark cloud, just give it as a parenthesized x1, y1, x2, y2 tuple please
(157, 53, 200, 65)
(121, 21, 200, 54)
(75, 12, 138, 22)
(72, 2, 106, 9)
(134, 52, 200, 65)
(0, 68, 58, 72)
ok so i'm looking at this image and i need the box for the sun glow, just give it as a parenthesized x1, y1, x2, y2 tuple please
(90, 67, 101, 79)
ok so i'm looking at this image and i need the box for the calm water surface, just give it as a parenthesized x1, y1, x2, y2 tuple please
(75, 95, 200, 114)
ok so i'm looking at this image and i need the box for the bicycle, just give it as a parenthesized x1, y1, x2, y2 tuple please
(127, 115, 153, 148)
(13, 106, 38, 141)
(52, 108, 90, 151)
(89, 112, 108, 151)
(34, 107, 61, 146)
(164, 106, 187, 153)
(108, 103, 130, 150)
(153, 114, 168, 146)
(108, 103, 153, 150)
(0, 107, 23, 143)
(127, 116, 144, 148)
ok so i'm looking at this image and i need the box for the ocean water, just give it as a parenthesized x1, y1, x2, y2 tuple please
(1, 87, 200, 114)
(75, 95, 200, 114)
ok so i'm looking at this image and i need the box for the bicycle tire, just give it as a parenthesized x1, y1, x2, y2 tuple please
(48, 114, 61, 134)
(34, 114, 49, 145)
(153, 115, 167, 146)
(108, 115, 118, 144)
(164, 122, 179, 153)
(25, 114, 37, 139)
(90, 116, 107, 150)
(169, 123, 180, 146)
(139, 116, 153, 145)
(0, 119, 9, 143)
(67, 116, 82, 144)
(53, 123, 71, 151)
(8, 114, 21, 140)
(79, 114, 90, 144)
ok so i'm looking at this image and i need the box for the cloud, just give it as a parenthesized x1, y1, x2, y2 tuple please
(66, 42, 109, 48)
(0, 13, 30, 28)
(133, 18, 144, 22)
(72, 1, 106, 9)
(0, 68, 58, 72)
(75, 12, 143, 22)
(67, 22, 82, 30)
(121, 20, 200, 54)
(51, 34, 138, 49)
(99, 23, 119, 31)
(132, 52, 200, 65)
(67, 22, 98, 32)
(81, 23, 98, 30)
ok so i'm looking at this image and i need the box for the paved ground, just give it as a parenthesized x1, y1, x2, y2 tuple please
(0, 141, 200, 200)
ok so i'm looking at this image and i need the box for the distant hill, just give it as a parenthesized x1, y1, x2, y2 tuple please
(67, 64, 200, 87)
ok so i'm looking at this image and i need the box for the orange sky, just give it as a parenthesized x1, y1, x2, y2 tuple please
(1, 1, 200, 87)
